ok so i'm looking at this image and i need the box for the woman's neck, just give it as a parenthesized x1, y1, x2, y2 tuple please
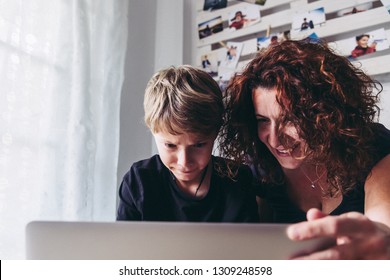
(282, 165, 341, 213)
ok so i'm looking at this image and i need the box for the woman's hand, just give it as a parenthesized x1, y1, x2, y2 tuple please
(286, 208, 390, 259)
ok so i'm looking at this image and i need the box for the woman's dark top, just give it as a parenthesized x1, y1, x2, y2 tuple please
(117, 155, 259, 222)
(255, 123, 390, 223)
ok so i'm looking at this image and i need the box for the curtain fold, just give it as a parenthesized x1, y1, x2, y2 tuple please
(0, 0, 129, 259)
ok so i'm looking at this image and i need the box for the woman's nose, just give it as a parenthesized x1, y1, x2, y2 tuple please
(267, 126, 279, 148)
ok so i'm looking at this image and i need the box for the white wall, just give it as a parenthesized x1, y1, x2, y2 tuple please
(190, 0, 390, 128)
(117, 1, 157, 188)
(117, 0, 184, 193)
(377, 74, 390, 128)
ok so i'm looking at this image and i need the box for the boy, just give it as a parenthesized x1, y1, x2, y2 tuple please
(117, 65, 259, 222)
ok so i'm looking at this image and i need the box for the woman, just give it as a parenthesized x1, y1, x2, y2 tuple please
(220, 40, 390, 259)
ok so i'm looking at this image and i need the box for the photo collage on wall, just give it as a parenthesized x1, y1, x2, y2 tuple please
(197, 0, 390, 90)
(198, 2, 263, 40)
(197, 1, 264, 89)
(328, 28, 390, 59)
(328, 1, 390, 59)
(292, 3, 390, 59)
(199, 41, 243, 89)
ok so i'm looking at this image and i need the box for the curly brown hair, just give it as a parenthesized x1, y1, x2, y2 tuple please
(219, 39, 382, 195)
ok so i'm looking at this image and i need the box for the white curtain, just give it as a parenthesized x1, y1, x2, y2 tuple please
(0, 0, 129, 259)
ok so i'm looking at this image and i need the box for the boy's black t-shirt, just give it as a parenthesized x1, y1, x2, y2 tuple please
(117, 155, 259, 223)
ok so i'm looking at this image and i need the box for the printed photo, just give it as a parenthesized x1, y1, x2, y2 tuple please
(197, 47, 227, 78)
(257, 36, 273, 51)
(216, 67, 235, 91)
(292, 7, 326, 32)
(329, 28, 390, 58)
(219, 41, 244, 69)
(257, 30, 290, 51)
(237, 0, 267, 5)
(199, 53, 219, 77)
(203, 0, 227, 11)
(337, 2, 373, 17)
(349, 28, 389, 58)
(198, 16, 224, 39)
(228, 6, 261, 31)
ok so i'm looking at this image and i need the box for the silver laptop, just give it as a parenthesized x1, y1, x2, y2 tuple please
(26, 221, 334, 260)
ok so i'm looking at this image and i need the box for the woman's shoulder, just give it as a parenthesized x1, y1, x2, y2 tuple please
(370, 123, 390, 156)
(371, 123, 390, 140)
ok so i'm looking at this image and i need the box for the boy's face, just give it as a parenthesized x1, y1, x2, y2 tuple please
(153, 131, 217, 186)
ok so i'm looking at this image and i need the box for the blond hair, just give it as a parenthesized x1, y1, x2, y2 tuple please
(144, 65, 223, 136)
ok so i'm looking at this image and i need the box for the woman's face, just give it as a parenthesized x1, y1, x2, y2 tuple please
(357, 36, 369, 48)
(252, 87, 306, 170)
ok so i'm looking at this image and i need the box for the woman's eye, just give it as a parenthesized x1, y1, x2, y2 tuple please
(256, 118, 270, 129)
(256, 118, 269, 124)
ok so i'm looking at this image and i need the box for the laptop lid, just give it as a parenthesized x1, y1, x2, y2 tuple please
(26, 221, 333, 260)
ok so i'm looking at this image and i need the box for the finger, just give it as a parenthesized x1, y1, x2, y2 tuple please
(306, 208, 326, 221)
(340, 211, 366, 219)
(291, 246, 346, 260)
(291, 239, 371, 260)
(287, 213, 376, 240)
(292, 233, 389, 260)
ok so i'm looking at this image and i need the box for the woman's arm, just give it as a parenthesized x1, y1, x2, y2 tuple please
(286, 154, 390, 259)
(365, 154, 390, 227)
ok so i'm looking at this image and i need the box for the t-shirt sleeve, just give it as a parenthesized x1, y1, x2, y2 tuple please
(116, 166, 143, 221)
(374, 123, 390, 155)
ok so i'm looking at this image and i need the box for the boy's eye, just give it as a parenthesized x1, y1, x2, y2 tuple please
(193, 142, 206, 148)
(165, 143, 176, 149)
